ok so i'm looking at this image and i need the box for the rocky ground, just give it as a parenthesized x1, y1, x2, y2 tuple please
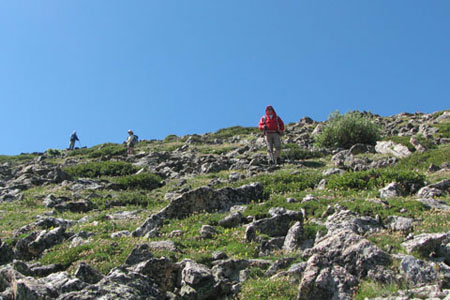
(0, 110, 449, 299)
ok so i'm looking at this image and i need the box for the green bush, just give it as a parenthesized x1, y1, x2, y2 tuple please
(281, 143, 325, 160)
(0, 153, 38, 164)
(212, 126, 260, 139)
(315, 111, 381, 149)
(327, 168, 425, 194)
(88, 143, 127, 158)
(253, 171, 322, 195)
(64, 161, 138, 178)
(113, 173, 163, 190)
(434, 122, 450, 139)
(163, 134, 179, 143)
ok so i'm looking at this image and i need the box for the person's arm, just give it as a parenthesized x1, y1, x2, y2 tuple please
(258, 117, 266, 131)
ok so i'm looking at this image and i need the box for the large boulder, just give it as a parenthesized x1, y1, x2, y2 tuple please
(375, 141, 412, 158)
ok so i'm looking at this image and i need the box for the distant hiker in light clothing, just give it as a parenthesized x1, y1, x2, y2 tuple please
(259, 105, 285, 164)
(126, 129, 138, 155)
(69, 131, 79, 150)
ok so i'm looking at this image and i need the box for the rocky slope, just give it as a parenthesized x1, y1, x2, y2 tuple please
(0, 110, 449, 299)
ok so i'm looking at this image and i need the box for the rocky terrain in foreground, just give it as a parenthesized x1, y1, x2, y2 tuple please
(0, 110, 449, 299)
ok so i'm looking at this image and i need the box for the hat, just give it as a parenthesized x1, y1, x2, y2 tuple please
(128, 129, 133, 134)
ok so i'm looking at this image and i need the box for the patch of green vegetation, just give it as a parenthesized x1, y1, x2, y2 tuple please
(40, 237, 139, 274)
(211, 126, 259, 139)
(434, 122, 450, 139)
(415, 210, 450, 234)
(251, 170, 322, 196)
(163, 134, 179, 143)
(196, 145, 235, 155)
(281, 143, 325, 160)
(240, 276, 298, 300)
(64, 161, 138, 178)
(341, 197, 427, 219)
(355, 280, 404, 300)
(113, 173, 163, 191)
(327, 168, 425, 194)
(315, 111, 381, 149)
(368, 231, 405, 254)
(397, 144, 450, 171)
(158, 212, 258, 264)
(0, 201, 47, 240)
(0, 153, 38, 165)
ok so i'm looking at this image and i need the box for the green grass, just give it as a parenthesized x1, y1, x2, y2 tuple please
(210, 126, 259, 139)
(396, 144, 450, 171)
(368, 231, 405, 254)
(355, 280, 403, 300)
(251, 170, 322, 196)
(112, 173, 163, 191)
(433, 122, 450, 139)
(326, 168, 425, 194)
(240, 276, 298, 300)
(0, 153, 38, 165)
(64, 161, 139, 178)
(281, 143, 325, 160)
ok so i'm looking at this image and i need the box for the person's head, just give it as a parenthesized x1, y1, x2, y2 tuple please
(265, 105, 275, 114)
(128, 129, 133, 135)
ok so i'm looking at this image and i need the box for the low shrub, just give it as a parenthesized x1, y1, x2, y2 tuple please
(113, 173, 163, 190)
(212, 126, 259, 139)
(64, 161, 138, 178)
(88, 143, 127, 158)
(163, 134, 179, 143)
(253, 171, 322, 195)
(327, 168, 425, 194)
(434, 122, 450, 139)
(281, 143, 325, 160)
(315, 111, 381, 149)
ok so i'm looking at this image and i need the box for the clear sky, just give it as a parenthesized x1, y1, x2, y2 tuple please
(1, 1, 449, 155)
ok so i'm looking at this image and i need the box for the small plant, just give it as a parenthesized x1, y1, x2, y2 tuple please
(163, 134, 179, 143)
(211, 126, 259, 139)
(355, 280, 403, 300)
(64, 161, 138, 178)
(281, 143, 325, 160)
(253, 171, 322, 196)
(315, 111, 381, 149)
(88, 143, 127, 158)
(326, 168, 425, 194)
(113, 173, 163, 190)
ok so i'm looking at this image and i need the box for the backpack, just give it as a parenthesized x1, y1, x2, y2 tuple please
(132, 135, 139, 145)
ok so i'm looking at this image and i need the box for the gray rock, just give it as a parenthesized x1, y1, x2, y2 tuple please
(375, 141, 412, 158)
(417, 198, 450, 210)
(325, 208, 382, 235)
(251, 210, 302, 237)
(417, 179, 450, 198)
(401, 255, 437, 286)
(75, 262, 104, 284)
(322, 168, 345, 176)
(58, 266, 163, 300)
(402, 232, 450, 263)
(131, 256, 178, 293)
(379, 182, 402, 198)
(0, 239, 14, 265)
(385, 216, 415, 232)
(283, 221, 305, 253)
(125, 244, 154, 265)
(297, 255, 358, 300)
(28, 227, 70, 257)
(180, 260, 219, 300)
(133, 183, 263, 237)
(200, 225, 217, 239)
(54, 200, 94, 213)
(218, 212, 243, 228)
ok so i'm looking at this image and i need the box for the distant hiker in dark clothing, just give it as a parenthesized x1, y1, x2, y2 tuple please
(259, 105, 285, 164)
(126, 129, 138, 155)
(69, 131, 79, 150)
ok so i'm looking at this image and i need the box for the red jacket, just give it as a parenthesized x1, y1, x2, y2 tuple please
(259, 105, 285, 133)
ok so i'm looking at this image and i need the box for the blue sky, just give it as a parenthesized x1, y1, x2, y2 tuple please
(1, 1, 449, 155)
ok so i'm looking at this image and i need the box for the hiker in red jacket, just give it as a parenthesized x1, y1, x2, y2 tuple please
(259, 105, 285, 164)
